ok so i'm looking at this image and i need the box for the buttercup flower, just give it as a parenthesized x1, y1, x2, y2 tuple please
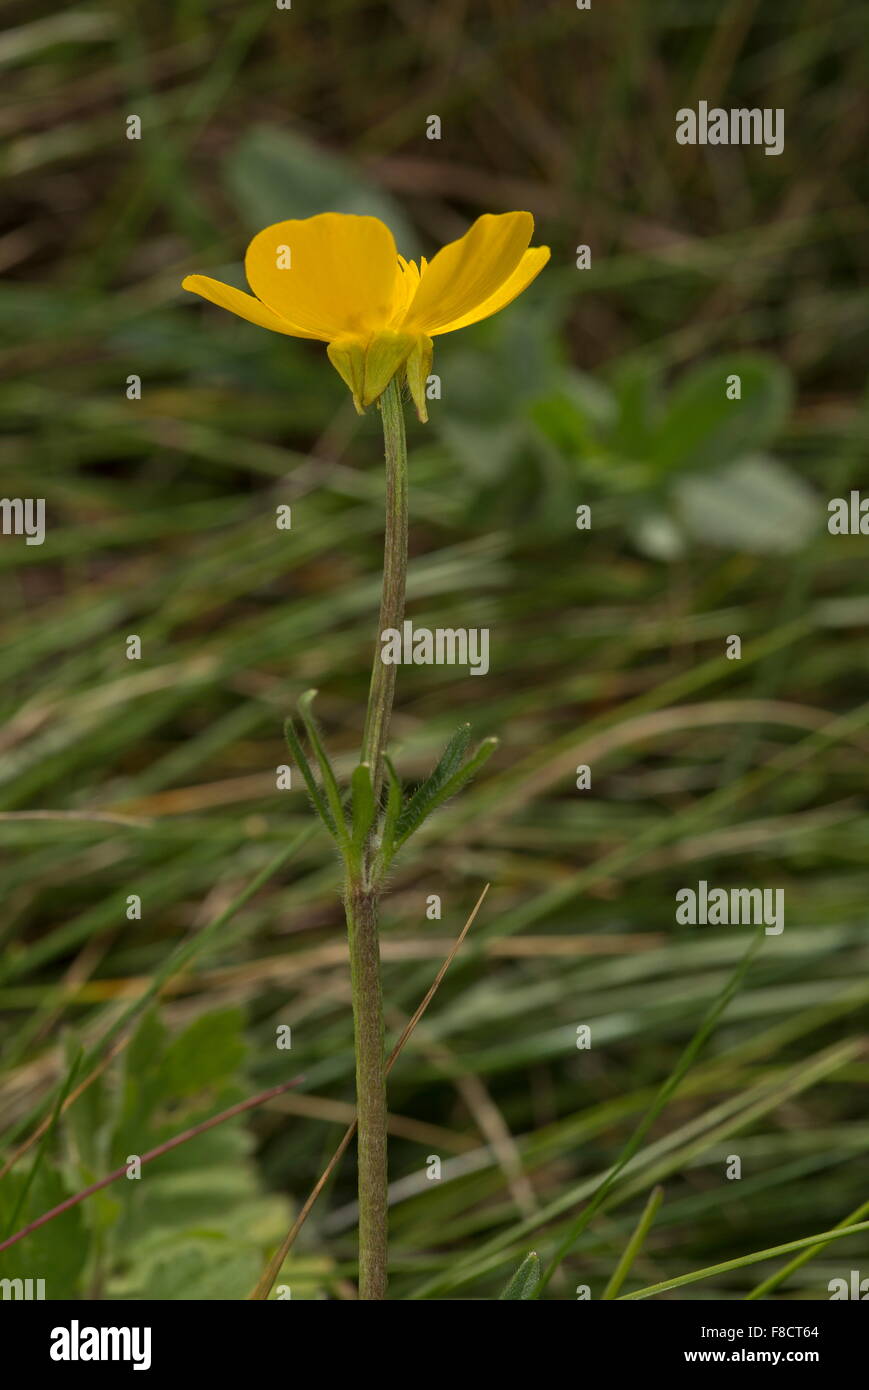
(182, 211, 549, 422)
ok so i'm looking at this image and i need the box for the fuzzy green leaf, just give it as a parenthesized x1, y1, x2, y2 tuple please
(499, 1252, 540, 1300)
(393, 736, 498, 852)
(283, 717, 337, 840)
(394, 724, 471, 845)
(351, 762, 376, 853)
(297, 690, 351, 851)
(377, 756, 403, 865)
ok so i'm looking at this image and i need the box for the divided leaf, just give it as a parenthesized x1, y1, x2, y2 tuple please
(283, 701, 497, 878)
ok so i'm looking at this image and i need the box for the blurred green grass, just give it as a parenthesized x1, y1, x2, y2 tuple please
(1, 0, 868, 1299)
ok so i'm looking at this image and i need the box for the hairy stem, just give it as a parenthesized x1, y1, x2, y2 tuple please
(346, 374, 408, 1299)
(344, 882, 388, 1299)
(361, 377, 408, 805)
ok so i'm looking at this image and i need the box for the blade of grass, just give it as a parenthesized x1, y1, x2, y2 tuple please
(536, 930, 764, 1294)
(619, 1219, 869, 1300)
(601, 1184, 664, 1300)
(745, 1195, 869, 1300)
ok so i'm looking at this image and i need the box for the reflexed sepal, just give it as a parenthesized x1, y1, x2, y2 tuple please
(404, 334, 433, 422)
(327, 336, 366, 414)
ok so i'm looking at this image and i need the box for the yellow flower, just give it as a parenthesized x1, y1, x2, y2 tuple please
(182, 211, 549, 422)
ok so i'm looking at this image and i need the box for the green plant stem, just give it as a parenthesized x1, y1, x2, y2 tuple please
(601, 1184, 664, 1300)
(344, 882, 388, 1299)
(345, 374, 408, 1300)
(361, 377, 408, 806)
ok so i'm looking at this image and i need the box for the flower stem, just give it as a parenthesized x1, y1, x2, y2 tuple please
(361, 377, 408, 804)
(344, 882, 388, 1299)
(345, 374, 408, 1299)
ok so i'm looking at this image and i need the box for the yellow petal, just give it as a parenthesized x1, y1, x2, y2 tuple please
(389, 258, 421, 326)
(427, 246, 550, 336)
(403, 212, 533, 336)
(181, 275, 320, 338)
(404, 335, 433, 422)
(246, 213, 401, 341)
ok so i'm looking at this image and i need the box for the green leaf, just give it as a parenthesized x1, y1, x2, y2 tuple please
(296, 691, 351, 852)
(158, 1008, 248, 1099)
(395, 724, 471, 845)
(393, 736, 498, 854)
(601, 1185, 664, 1300)
(673, 455, 818, 554)
(284, 716, 337, 840)
(499, 1251, 541, 1300)
(113, 1007, 247, 1165)
(133, 1244, 261, 1301)
(117, 1008, 170, 1145)
(649, 354, 791, 476)
(378, 757, 403, 865)
(350, 762, 375, 854)
(3, 1045, 82, 1240)
(0, 1166, 87, 1298)
(609, 356, 663, 457)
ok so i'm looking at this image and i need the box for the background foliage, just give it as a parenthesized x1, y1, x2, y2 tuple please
(1, 0, 867, 1299)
